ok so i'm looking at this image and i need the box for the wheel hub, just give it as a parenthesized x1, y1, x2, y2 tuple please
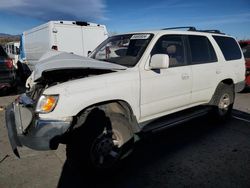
(90, 131, 121, 168)
(219, 93, 230, 111)
(95, 135, 114, 156)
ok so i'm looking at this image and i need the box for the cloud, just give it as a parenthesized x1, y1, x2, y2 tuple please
(143, 0, 202, 11)
(197, 13, 250, 26)
(0, 0, 106, 21)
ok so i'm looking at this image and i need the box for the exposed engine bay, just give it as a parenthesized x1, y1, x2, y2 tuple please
(26, 68, 114, 101)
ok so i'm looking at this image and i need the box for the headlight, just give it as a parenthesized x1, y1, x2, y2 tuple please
(36, 95, 59, 113)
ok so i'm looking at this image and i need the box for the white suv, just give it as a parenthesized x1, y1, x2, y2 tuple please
(6, 27, 245, 170)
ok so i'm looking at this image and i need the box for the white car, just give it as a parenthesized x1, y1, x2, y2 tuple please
(6, 27, 245, 170)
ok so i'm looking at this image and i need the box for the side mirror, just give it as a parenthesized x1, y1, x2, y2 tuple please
(150, 54, 169, 69)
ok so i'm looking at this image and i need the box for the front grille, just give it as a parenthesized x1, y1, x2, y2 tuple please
(27, 84, 45, 102)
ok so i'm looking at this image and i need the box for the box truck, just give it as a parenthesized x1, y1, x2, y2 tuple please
(18, 21, 108, 71)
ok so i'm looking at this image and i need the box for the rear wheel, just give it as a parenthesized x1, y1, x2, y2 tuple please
(66, 109, 134, 172)
(210, 83, 234, 120)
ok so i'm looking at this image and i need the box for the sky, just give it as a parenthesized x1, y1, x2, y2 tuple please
(0, 0, 249, 39)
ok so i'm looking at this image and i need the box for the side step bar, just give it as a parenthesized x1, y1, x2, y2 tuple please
(141, 106, 212, 133)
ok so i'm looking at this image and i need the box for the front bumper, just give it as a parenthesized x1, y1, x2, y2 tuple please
(5, 95, 72, 157)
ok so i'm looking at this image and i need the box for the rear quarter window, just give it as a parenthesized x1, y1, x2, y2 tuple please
(213, 36, 242, 61)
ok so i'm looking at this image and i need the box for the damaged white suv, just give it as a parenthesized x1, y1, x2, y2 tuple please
(6, 27, 245, 170)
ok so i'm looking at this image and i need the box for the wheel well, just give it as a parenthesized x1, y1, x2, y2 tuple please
(74, 100, 139, 133)
(221, 79, 234, 86)
(209, 79, 235, 106)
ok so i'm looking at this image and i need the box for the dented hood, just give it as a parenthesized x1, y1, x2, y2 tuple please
(32, 50, 127, 81)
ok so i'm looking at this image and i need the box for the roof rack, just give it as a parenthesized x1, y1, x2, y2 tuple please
(197, 30, 225, 34)
(162, 27, 225, 34)
(162, 26, 196, 31)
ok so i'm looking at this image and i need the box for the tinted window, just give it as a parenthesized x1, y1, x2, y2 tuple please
(151, 35, 186, 67)
(188, 35, 217, 64)
(213, 36, 242, 61)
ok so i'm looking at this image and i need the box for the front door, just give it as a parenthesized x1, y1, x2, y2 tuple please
(140, 35, 192, 122)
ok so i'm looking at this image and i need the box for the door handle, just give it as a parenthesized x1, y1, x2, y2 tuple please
(182, 73, 190, 80)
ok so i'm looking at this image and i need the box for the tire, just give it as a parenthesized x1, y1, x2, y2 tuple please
(66, 108, 134, 172)
(210, 83, 234, 120)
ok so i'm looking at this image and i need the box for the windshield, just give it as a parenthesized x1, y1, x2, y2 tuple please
(90, 33, 153, 67)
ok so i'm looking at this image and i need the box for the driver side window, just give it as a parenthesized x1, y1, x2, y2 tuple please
(151, 35, 186, 67)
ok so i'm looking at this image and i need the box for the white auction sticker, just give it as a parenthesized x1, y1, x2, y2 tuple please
(131, 34, 150, 40)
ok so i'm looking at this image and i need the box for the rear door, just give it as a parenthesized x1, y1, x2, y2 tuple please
(54, 24, 84, 56)
(82, 26, 108, 56)
(186, 35, 218, 104)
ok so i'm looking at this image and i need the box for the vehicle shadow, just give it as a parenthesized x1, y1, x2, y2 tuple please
(57, 113, 243, 188)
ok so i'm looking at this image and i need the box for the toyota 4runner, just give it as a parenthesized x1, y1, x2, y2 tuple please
(5, 27, 245, 170)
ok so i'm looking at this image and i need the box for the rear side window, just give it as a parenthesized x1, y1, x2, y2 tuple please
(213, 36, 242, 61)
(188, 35, 217, 64)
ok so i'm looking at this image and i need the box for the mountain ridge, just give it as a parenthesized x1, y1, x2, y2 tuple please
(0, 33, 20, 44)
(0, 33, 20, 37)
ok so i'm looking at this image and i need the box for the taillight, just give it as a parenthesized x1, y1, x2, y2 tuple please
(52, 45, 58, 50)
(5, 59, 13, 69)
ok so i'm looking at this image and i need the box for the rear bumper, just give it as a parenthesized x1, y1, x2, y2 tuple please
(0, 70, 16, 90)
(5, 97, 72, 157)
(0, 83, 12, 90)
(0, 76, 16, 87)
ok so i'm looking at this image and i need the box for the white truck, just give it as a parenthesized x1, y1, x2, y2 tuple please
(6, 27, 245, 171)
(4, 41, 20, 68)
(18, 20, 108, 72)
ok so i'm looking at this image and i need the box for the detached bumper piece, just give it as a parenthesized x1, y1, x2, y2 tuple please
(5, 94, 72, 157)
(5, 104, 22, 158)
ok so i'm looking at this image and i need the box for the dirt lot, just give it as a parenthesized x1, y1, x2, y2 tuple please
(0, 89, 250, 188)
(0, 92, 66, 188)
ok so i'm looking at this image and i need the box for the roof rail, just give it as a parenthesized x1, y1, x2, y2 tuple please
(162, 26, 197, 31)
(197, 30, 225, 34)
(162, 27, 225, 35)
